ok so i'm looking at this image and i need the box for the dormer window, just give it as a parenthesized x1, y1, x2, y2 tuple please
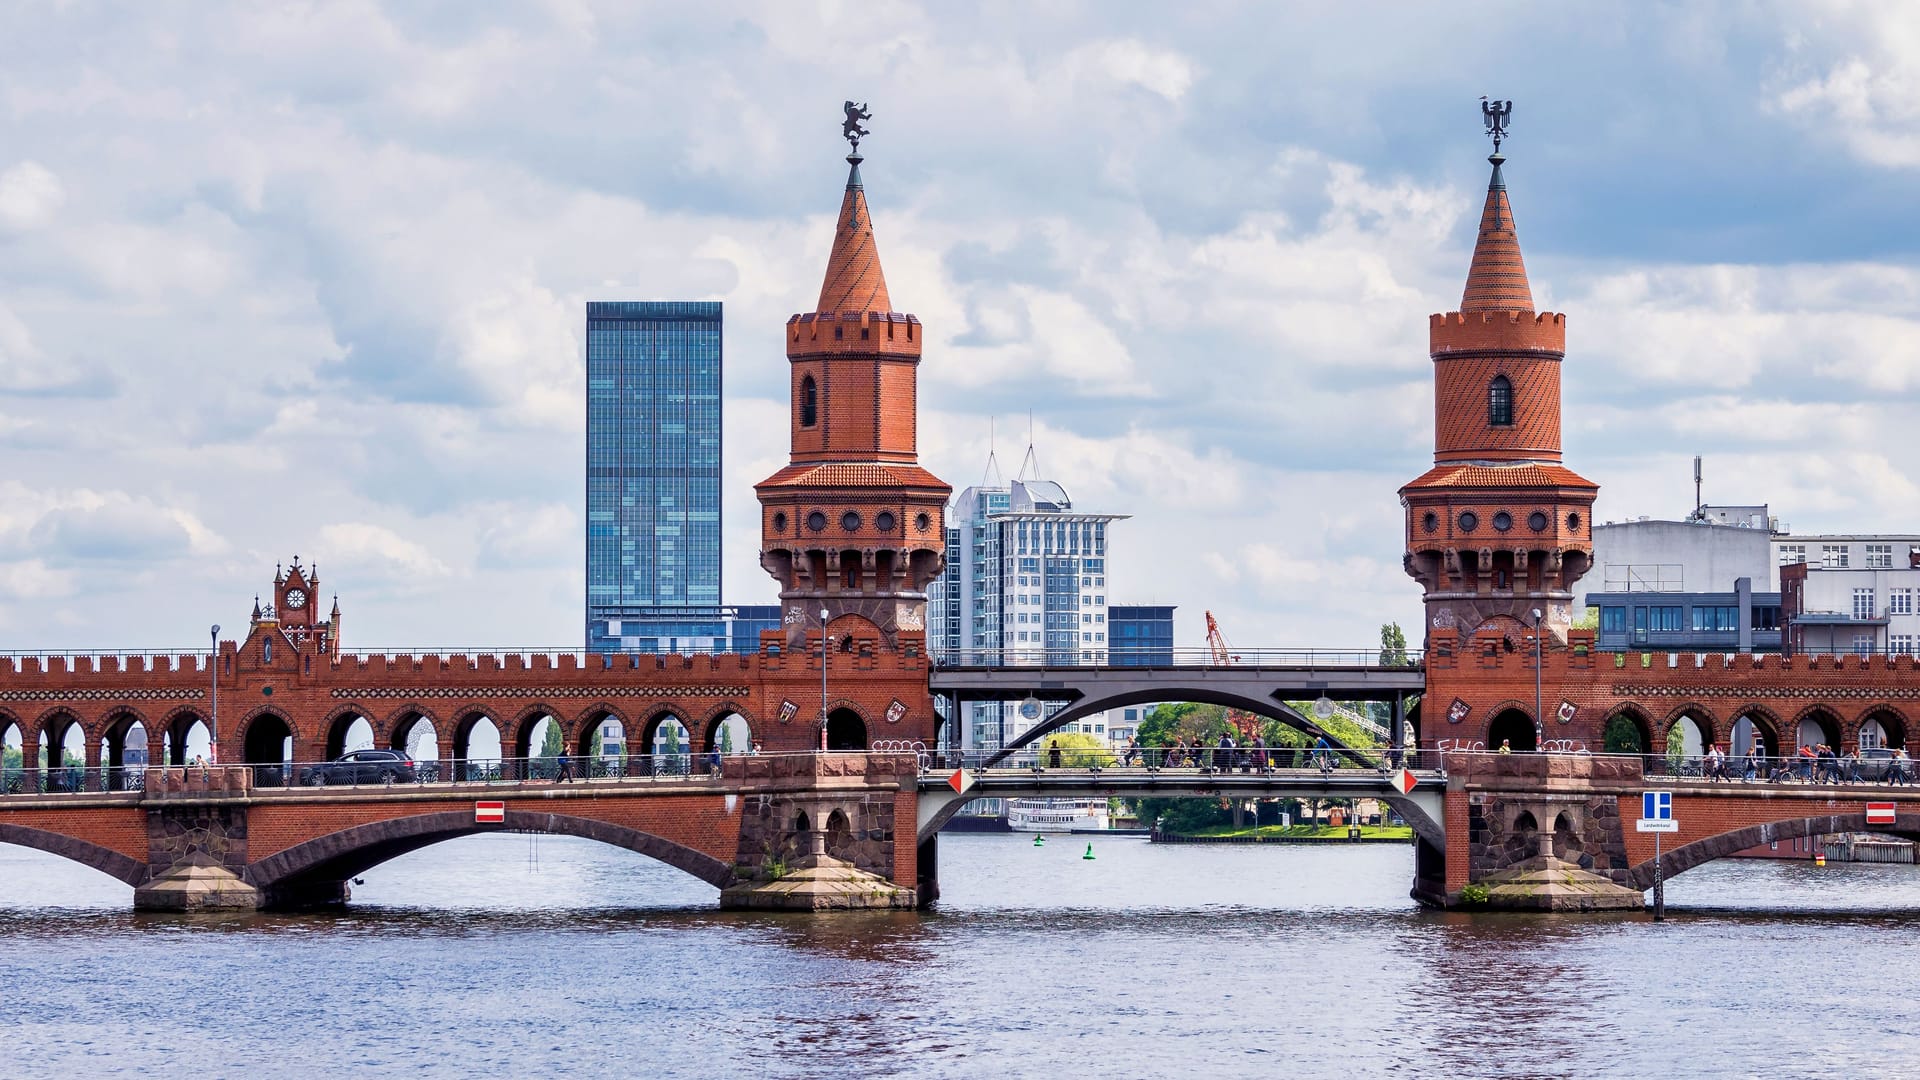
(800, 374, 818, 428)
(1488, 375, 1514, 427)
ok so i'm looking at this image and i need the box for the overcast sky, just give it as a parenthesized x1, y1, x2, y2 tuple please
(0, 1, 1916, 652)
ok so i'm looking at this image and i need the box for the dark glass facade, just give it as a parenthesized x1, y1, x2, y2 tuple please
(586, 301, 723, 653)
(1109, 605, 1176, 666)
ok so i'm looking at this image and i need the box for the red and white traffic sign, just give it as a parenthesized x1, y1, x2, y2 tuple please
(474, 801, 506, 824)
(947, 769, 975, 795)
(1867, 802, 1897, 826)
(1388, 768, 1418, 795)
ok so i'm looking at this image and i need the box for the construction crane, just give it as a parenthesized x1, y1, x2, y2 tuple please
(1204, 611, 1264, 742)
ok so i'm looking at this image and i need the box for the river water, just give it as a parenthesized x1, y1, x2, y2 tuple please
(2, 834, 1917, 1079)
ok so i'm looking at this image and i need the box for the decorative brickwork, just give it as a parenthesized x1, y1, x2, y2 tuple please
(756, 139, 950, 651)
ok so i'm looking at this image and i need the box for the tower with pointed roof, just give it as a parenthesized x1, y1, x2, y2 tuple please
(756, 120, 951, 648)
(1400, 129, 1598, 648)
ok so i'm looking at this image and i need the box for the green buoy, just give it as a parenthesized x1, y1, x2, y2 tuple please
(1083, 843, 1095, 860)
(1034, 834, 1045, 847)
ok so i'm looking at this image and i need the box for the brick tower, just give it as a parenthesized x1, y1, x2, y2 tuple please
(1400, 134, 1597, 647)
(756, 123, 950, 649)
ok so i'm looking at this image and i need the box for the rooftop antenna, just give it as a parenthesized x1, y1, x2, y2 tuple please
(981, 417, 1005, 486)
(1016, 410, 1043, 482)
(1693, 455, 1703, 522)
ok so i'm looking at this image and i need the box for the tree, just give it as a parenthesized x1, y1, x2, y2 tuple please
(1602, 714, 1644, 754)
(1039, 731, 1114, 768)
(1379, 622, 1410, 667)
(539, 719, 563, 761)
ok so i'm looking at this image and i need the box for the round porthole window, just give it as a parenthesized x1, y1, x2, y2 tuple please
(841, 511, 861, 532)
(915, 512, 931, 533)
(1493, 511, 1513, 532)
(1422, 511, 1439, 534)
(807, 511, 827, 532)
(1458, 511, 1479, 533)
(876, 511, 896, 532)
(1567, 512, 1583, 533)
(773, 511, 788, 532)
(1528, 511, 1549, 532)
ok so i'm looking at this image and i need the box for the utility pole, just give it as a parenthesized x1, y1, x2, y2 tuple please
(209, 624, 221, 765)
(1531, 608, 1544, 749)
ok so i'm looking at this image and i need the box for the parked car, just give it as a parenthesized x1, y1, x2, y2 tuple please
(300, 749, 417, 786)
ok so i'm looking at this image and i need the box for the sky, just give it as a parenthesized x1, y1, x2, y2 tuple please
(0, 0, 1917, 653)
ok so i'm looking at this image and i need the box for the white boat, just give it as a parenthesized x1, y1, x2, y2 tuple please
(1007, 797, 1110, 832)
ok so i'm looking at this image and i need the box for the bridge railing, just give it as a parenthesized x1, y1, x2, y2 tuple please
(931, 646, 1425, 669)
(928, 745, 1444, 775)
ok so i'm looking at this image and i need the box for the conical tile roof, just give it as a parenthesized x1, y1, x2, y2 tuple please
(1460, 155, 1535, 312)
(815, 154, 891, 314)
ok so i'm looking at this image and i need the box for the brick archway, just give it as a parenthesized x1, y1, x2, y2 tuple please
(244, 810, 733, 899)
(0, 823, 146, 887)
(1626, 813, 1920, 891)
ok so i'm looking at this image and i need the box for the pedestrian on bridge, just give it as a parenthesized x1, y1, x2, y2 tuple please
(555, 750, 574, 783)
(708, 747, 723, 777)
(1123, 736, 1138, 768)
(1891, 748, 1913, 786)
(1048, 739, 1062, 770)
(1743, 745, 1762, 782)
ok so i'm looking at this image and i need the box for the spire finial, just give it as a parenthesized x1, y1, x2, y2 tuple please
(841, 99, 871, 161)
(1480, 96, 1514, 156)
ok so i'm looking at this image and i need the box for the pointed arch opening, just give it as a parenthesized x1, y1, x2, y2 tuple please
(241, 712, 295, 788)
(1487, 708, 1536, 753)
(645, 714, 692, 776)
(389, 712, 440, 780)
(325, 711, 375, 761)
(2, 717, 24, 794)
(452, 713, 502, 782)
(799, 373, 819, 427)
(826, 707, 868, 752)
(704, 712, 752, 757)
(101, 713, 150, 792)
(578, 711, 627, 778)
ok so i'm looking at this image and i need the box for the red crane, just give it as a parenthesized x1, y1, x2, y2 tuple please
(1204, 611, 1264, 742)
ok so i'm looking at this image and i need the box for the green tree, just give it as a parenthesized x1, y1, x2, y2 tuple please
(1132, 796, 1232, 834)
(1379, 621, 1410, 667)
(1602, 714, 1644, 754)
(539, 719, 563, 760)
(1039, 731, 1114, 768)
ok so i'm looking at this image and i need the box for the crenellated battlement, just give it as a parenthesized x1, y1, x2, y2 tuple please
(787, 310, 921, 359)
(1429, 309, 1566, 355)
(0, 651, 210, 679)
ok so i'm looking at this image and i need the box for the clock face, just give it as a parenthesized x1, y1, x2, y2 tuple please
(284, 589, 308, 610)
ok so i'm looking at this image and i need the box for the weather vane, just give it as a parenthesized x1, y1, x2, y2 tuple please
(842, 100, 872, 156)
(1481, 96, 1514, 154)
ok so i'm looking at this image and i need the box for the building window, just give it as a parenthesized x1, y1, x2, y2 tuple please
(1854, 634, 1875, 657)
(1854, 588, 1876, 620)
(1779, 545, 1806, 565)
(1822, 545, 1850, 569)
(1528, 511, 1548, 532)
(1488, 375, 1513, 426)
(807, 511, 827, 532)
(1691, 606, 1737, 632)
(1493, 511, 1512, 532)
(1459, 511, 1479, 533)
(1600, 606, 1626, 633)
(876, 511, 896, 532)
(1752, 605, 1781, 631)
(799, 375, 818, 427)
(1892, 634, 1915, 656)
(1891, 589, 1914, 616)
(1648, 606, 1684, 633)
(1867, 544, 1894, 568)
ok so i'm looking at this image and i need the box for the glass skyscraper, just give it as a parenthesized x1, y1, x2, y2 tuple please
(585, 301, 724, 653)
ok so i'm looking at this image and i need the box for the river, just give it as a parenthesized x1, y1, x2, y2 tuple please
(2, 834, 1917, 1079)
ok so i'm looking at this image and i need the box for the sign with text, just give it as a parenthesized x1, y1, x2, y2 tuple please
(1635, 818, 1679, 833)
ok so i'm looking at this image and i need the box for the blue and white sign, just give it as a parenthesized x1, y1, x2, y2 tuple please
(1636, 790, 1678, 833)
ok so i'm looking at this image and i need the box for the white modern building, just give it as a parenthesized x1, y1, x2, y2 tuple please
(1783, 554, 1920, 657)
(930, 462, 1129, 750)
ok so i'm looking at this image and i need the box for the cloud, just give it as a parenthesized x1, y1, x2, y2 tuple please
(0, 162, 63, 231)
(317, 523, 453, 581)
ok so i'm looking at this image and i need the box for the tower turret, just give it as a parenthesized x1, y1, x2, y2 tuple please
(755, 107, 951, 648)
(1400, 110, 1597, 646)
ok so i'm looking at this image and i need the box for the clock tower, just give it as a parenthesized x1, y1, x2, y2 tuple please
(755, 117, 951, 649)
(258, 556, 339, 656)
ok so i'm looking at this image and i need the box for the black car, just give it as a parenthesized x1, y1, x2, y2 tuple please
(300, 749, 418, 786)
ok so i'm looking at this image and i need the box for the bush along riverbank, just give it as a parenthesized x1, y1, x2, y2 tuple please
(1151, 824, 1413, 844)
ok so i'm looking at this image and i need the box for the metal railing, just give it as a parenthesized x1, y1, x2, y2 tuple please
(932, 646, 1425, 669)
(927, 746, 1440, 775)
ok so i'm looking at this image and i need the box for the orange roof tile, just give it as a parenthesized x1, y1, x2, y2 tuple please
(1401, 462, 1596, 492)
(1460, 155, 1534, 312)
(757, 462, 949, 490)
(815, 155, 892, 315)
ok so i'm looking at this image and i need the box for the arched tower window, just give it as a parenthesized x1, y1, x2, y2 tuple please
(1488, 375, 1514, 427)
(800, 374, 818, 428)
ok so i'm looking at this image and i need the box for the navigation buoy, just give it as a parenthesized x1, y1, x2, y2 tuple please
(1083, 843, 1095, 860)
(1815, 851, 1826, 868)
(1034, 834, 1046, 847)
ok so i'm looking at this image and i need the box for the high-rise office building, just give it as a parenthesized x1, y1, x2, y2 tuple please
(585, 300, 724, 653)
(930, 467, 1128, 749)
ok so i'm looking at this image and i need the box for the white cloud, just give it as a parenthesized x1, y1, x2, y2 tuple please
(0, 161, 63, 231)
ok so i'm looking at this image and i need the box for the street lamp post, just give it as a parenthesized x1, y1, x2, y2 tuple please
(209, 624, 221, 765)
(1531, 607, 1544, 750)
(819, 608, 831, 753)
